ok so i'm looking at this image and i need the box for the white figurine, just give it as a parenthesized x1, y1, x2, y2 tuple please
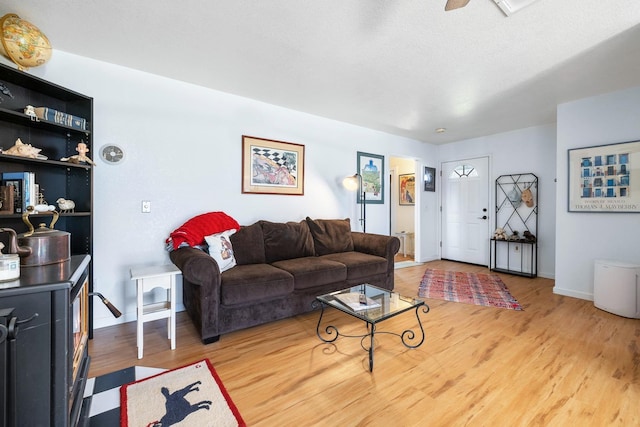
(34, 204, 56, 213)
(56, 198, 75, 213)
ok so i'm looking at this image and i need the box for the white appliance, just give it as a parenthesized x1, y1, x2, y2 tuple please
(593, 259, 640, 318)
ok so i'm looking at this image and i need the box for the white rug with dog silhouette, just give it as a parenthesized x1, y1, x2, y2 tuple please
(120, 359, 245, 427)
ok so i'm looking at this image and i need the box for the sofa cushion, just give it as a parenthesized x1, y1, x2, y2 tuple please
(319, 251, 387, 280)
(261, 220, 315, 263)
(220, 264, 294, 306)
(230, 222, 265, 265)
(306, 217, 354, 256)
(272, 257, 347, 289)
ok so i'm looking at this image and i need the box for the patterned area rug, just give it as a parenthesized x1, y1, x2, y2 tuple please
(418, 268, 523, 310)
(121, 359, 245, 427)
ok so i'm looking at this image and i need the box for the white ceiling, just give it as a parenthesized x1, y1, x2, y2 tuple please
(7, 0, 640, 144)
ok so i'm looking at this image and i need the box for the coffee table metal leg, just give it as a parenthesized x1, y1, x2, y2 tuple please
(313, 301, 339, 343)
(400, 305, 430, 348)
(369, 323, 376, 372)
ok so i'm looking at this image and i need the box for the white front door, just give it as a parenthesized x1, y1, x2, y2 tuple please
(441, 157, 490, 265)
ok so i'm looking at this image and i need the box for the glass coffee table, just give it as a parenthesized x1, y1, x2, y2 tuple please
(313, 284, 429, 372)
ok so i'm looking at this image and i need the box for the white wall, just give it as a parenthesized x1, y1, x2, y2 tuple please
(555, 86, 640, 299)
(437, 125, 557, 279)
(12, 52, 434, 328)
(416, 158, 439, 262)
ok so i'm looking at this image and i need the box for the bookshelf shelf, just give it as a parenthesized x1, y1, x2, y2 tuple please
(0, 107, 91, 135)
(0, 153, 92, 169)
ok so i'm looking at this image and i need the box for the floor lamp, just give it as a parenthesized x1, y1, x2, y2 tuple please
(343, 173, 366, 232)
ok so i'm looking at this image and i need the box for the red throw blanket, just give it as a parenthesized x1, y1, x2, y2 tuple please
(167, 212, 240, 250)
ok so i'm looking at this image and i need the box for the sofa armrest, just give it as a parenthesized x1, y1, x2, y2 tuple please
(170, 246, 221, 286)
(170, 247, 223, 343)
(351, 232, 400, 260)
(352, 232, 401, 290)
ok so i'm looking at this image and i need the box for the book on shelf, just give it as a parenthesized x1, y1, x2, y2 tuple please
(1, 172, 36, 213)
(1, 179, 21, 213)
(334, 292, 381, 311)
(0, 184, 15, 214)
(33, 107, 87, 130)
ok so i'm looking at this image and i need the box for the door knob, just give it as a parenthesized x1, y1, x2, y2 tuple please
(478, 215, 488, 220)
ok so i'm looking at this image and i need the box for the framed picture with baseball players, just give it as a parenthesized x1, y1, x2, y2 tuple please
(242, 135, 305, 195)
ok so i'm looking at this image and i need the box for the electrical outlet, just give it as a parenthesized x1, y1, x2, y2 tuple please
(142, 200, 151, 213)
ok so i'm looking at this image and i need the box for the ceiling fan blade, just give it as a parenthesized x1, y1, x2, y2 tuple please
(445, 0, 471, 11)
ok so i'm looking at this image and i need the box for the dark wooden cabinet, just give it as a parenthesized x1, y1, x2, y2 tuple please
(0, 255, 91, 427)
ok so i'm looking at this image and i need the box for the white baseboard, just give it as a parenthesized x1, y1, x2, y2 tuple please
(552, 286, 593, 301)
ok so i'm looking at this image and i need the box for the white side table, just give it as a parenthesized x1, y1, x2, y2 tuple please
(395, 232, 414, 257)
(130, 264, 180, 359)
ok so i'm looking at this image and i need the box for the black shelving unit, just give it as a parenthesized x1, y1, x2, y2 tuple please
(0, 62, 93, 326)
(489, 173, 538, 277)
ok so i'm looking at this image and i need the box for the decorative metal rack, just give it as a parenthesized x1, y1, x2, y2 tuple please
(489, 173, 538, 278)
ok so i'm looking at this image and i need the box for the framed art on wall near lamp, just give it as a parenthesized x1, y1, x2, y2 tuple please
(357, 151, 384, 204)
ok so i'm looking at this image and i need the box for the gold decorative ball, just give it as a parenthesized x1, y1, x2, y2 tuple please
(0, 14, 52, 71)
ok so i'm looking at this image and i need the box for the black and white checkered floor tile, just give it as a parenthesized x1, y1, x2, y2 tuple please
(82, 366, 165, 426)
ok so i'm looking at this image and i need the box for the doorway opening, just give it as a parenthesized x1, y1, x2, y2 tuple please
(390, 156, 418, 267)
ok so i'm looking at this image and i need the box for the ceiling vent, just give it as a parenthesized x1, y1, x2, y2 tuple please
(492, 0, 539, 16)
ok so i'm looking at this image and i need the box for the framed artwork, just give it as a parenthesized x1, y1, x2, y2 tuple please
(568, 139, 640, 212)
(424, 166, 436, 192)
(242, 135, 305, 195)
(399, 173, 415, 205)
(357, 151, 384, 204)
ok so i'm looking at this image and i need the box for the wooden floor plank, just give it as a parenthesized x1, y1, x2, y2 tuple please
(89, 260, 640, 426)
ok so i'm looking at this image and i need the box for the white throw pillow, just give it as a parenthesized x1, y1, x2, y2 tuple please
(205, 229, 237, 272)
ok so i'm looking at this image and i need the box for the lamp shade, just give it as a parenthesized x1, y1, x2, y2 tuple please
(342, 174, 359, 191)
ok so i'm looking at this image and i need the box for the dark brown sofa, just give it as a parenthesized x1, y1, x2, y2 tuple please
(169, 217, 400, 344)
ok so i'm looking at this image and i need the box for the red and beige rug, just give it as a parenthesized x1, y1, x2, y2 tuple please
(418, 268, 523, 310)
(121, 359, 245, 427)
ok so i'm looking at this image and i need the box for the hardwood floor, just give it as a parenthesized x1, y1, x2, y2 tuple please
(89, 260, 640, 426)
(395, 253, 414, 263)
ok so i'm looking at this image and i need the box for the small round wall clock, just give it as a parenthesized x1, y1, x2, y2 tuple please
(100, 144, 125, 165)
